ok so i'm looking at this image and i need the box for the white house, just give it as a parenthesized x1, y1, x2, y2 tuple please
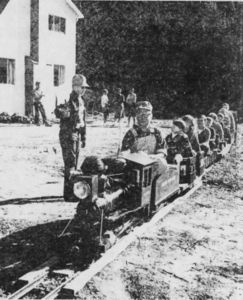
(0, 0, 83, 117)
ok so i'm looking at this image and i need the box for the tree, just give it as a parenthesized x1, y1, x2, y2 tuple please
(74, 1, 242, 118)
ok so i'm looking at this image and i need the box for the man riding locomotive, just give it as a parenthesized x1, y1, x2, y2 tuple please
(121, 101, 166, 155)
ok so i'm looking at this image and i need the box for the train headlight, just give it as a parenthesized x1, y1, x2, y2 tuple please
(73, 181, 91, 200)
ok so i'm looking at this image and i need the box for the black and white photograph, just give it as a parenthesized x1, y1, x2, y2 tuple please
(0, 0, 242, 299)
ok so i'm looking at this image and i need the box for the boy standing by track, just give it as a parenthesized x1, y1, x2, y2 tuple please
(126, 88, 137, 127)
(55, 74, 89, 201)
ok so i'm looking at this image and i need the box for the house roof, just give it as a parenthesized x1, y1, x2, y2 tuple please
(66, 0, 83, 19)
(0, 0, 10, 14)
(0, 0, 83, 19)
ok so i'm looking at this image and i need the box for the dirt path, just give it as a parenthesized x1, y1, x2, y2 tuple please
(79, 126, 243, 300)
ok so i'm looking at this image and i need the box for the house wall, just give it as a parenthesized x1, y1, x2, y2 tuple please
(0, 0, 80, 117)
(0, 0, 31, 115)
(35, 0, 78, 117)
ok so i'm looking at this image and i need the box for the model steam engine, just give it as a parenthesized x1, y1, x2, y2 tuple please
(58, 152, 181, 263)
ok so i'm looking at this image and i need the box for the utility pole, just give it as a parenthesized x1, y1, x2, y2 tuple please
(240, 2, 243, 121)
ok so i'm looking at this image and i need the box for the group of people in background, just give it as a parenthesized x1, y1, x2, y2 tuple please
(100, 87, 137, 127)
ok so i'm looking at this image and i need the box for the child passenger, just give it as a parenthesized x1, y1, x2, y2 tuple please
(182, 114, 201, 155)
(197, 115, 211, 155)
(166, 119, 194, 164)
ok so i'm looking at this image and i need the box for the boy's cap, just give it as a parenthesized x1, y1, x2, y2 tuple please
(218, 113, 224, 118)
(182, 114, 194, 123)
(136, 101, 153, 113)
(173, 119, 186, 131)
(209, 112, 217, 120)
(72, 74, 89, 87)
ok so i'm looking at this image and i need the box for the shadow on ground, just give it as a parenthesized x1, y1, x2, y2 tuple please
(0, 219, 69, 291)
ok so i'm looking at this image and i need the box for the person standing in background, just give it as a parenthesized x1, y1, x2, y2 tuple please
(113, 88, 125, 125)
(126, 88, 137, 127)
(33, 81, 51, 126)
(101, 89, 109, 125)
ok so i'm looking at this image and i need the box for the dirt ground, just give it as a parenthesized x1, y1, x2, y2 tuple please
(0, 118, 242, 299)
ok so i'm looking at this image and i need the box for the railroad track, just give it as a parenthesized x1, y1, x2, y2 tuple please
(6, 144, 233, 299)
(6, 180, 203, 299)
(7, 263, 79, 300)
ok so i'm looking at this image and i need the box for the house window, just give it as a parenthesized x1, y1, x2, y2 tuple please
(49, 15, 66, 33)
(54, 65, 65, 86)
(0, 58, 15, 84)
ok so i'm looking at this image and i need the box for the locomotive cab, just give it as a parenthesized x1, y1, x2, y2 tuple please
(122, 152, 155, 208)
(123, 152, 180, 210)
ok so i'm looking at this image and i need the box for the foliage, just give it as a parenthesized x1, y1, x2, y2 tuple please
(74, 1, 242, 118)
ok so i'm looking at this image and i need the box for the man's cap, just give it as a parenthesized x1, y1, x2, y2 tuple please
(209, 112, 217, 120)
(72, 74, 89, 87)
(218, 112, 224, 118)
(173, 118, 186, 131)
(103, 89, 108, 93)
(136, 101, 153, 113)
(35, 81, 40, 84)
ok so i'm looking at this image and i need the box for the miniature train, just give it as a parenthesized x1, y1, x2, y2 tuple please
(57, 131, 234, 264)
